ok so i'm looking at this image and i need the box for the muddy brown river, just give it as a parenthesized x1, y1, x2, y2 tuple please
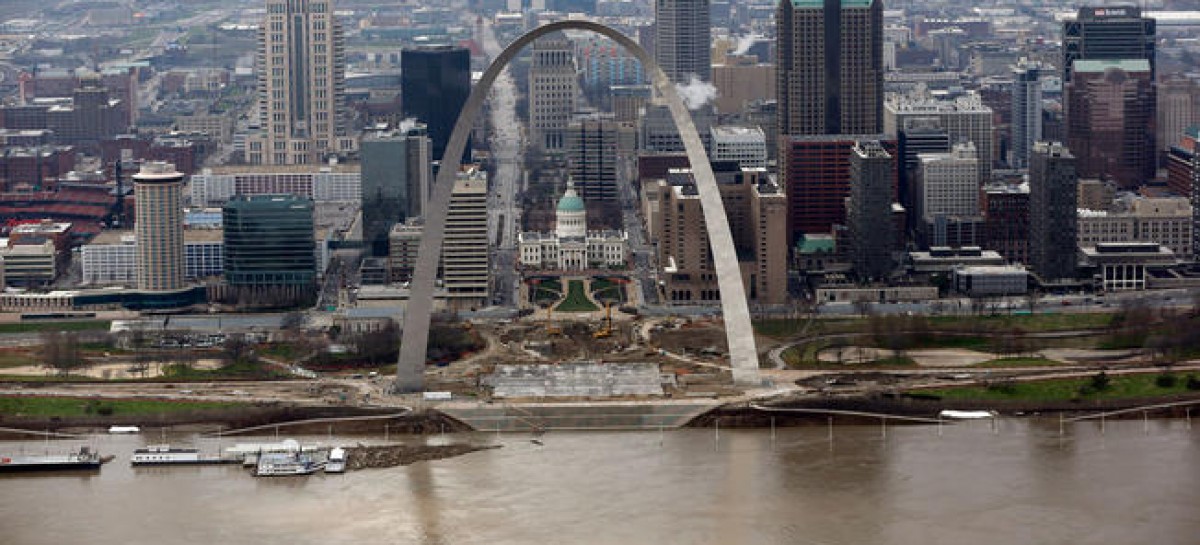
(2, 418, 1197, 544)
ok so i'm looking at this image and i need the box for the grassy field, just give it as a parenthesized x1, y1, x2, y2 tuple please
(0, 396, 244, 418)
(530, 278, 562, 305)
(921, 373, 1200, 402)
(756, 312, 1118, 340)
(973, 357, 1064, 368)
(0, 321, 111, 334)
(0, 350, 39, 369)
(556, 280, 599, 312)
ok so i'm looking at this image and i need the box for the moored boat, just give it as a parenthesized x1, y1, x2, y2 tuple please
(131, 445, 238, 466)
(0, 446, 104, 473)
(324, 447, 346, 474)
(254, 451, 324, 477)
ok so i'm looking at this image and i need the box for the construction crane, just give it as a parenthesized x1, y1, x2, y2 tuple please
(593, 303, 613, 339)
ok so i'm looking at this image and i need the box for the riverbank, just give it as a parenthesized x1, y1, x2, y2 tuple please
(344, 443, 500, 470)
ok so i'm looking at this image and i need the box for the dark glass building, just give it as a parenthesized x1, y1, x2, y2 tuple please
(222, 195, 316, 305)
(360, 123, 431, 257)
(1028, 142, 1078, 283)
(1062, 6, 1155, 85)
(401, 45, 470, 164)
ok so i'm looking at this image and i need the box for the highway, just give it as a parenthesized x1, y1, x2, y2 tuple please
(477, 15, 524, 307)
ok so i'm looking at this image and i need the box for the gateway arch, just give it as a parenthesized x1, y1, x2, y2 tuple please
(394, 20, 761, 392)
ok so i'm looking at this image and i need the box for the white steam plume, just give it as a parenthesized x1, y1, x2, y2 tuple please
(674, 75, 718, 110)
(732, 33, 760, 57)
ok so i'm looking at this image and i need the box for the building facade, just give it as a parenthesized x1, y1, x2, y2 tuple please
(776, 0, 883, 137)
(848, 141, 895, 281)
(529, 32, 579, 152)
(1010, 59, 1043, 169)
(710, 126, 768, 169)
(642, 166, 788, 305)
(222, 194, 316, 305)
(1062, 6, 1155, 86)
(780, 134, 896, 242)
(885, 92, 993, 182)
(654, 0, 711, 84)
(247, 0, 347, 165)
(133, 162, 186, 291)
(519, 180, 628, 270)
(566, 113, 620, 202)
(401, 45, 470, 163)
(1066, 59, 1154, 189)
(360, 122, 431, 256)
(1028, 142, 1078, 282)
(442, 169, 490, 309)
(188, 167, 361, 207)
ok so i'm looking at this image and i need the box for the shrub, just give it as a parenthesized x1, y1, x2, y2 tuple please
(1186, 374, 1200, 391)
(1090, 372, 1111, 392)
(1155, 374, 1178, 388)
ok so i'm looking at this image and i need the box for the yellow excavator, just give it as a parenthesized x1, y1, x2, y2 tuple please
(545, 305, 562, 336)
(593, 303, 613, 339)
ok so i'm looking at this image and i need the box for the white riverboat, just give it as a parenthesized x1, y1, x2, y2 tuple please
(254, 452, 324, 477)
(131, 445, 236, 466)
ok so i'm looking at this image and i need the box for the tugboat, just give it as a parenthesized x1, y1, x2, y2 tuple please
(0, 446, 106, 473)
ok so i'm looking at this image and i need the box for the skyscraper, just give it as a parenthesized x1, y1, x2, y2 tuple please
(529, 32, 579, 152)
(1066, 59, 1155, 189)
(1028, 142, 1078, 282)
(776, 0, 883, 137)
(133, 162, 185, 291)
(654, 0, 711, 84)
(566, 113, 620, 203)
(1010, 59, 1043, 169)
(360, 122, 432, 257)
(847, 140, 895, 281)
(223, 194, 316, 306)
(1062, 7, 1155, 86)
(248, 0, 346, 165)
(443, 169, 490, 310)
(401, 45, 470, 163)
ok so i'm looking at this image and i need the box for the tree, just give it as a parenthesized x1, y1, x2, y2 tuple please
(40, 331, 84, 376)
(222, 333, 253, 365)
(1090, 372, 1112, 392)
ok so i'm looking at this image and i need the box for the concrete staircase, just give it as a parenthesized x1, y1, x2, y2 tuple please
(438, 402, 719, 432)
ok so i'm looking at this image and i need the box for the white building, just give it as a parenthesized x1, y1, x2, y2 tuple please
(885, 91, 994, 181)
(188, 167, 360, 207)
(710, 126, 767, 169)
(442, 169, 491, 309)
(528, 32, 578, 152)
(519, 179, 628, 270)
(953, 265, 1029, 296)
(916, 142, 980, 221)
(82, 230, 225, 286)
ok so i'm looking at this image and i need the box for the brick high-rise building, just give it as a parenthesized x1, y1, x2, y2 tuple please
(1066, 59, 1154, 189)
(780, 134, 896, 242)
(983, 182, 1030, 264)
(643, 165, 788, 304)
(247, 0, 347, 165)
(776, 0, 883, 137)
(1062, 6, 1155, 86)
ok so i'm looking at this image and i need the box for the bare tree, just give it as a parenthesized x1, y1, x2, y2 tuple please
(40, 331, 84, 376)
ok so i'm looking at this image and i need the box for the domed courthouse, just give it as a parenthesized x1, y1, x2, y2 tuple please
(518, 180, 628, 270)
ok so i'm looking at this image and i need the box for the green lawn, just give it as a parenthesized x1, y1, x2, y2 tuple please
(0, 351, 39, 369)
(973, 357, 1064, 368)
(0, 396, 244, 418)
(556, 280, 599, 312)
(0, 321, 111, 334)
(921, 373, 1200, 402)
(928, 312, 1115, 333)
(529, 278, 562, 305)
(590, 277, 627, 303)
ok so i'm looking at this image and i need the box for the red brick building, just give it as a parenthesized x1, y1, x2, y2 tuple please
(780, 135, 897, 244)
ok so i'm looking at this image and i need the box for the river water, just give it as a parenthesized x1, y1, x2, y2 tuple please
(2, 419, 1198, 545)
